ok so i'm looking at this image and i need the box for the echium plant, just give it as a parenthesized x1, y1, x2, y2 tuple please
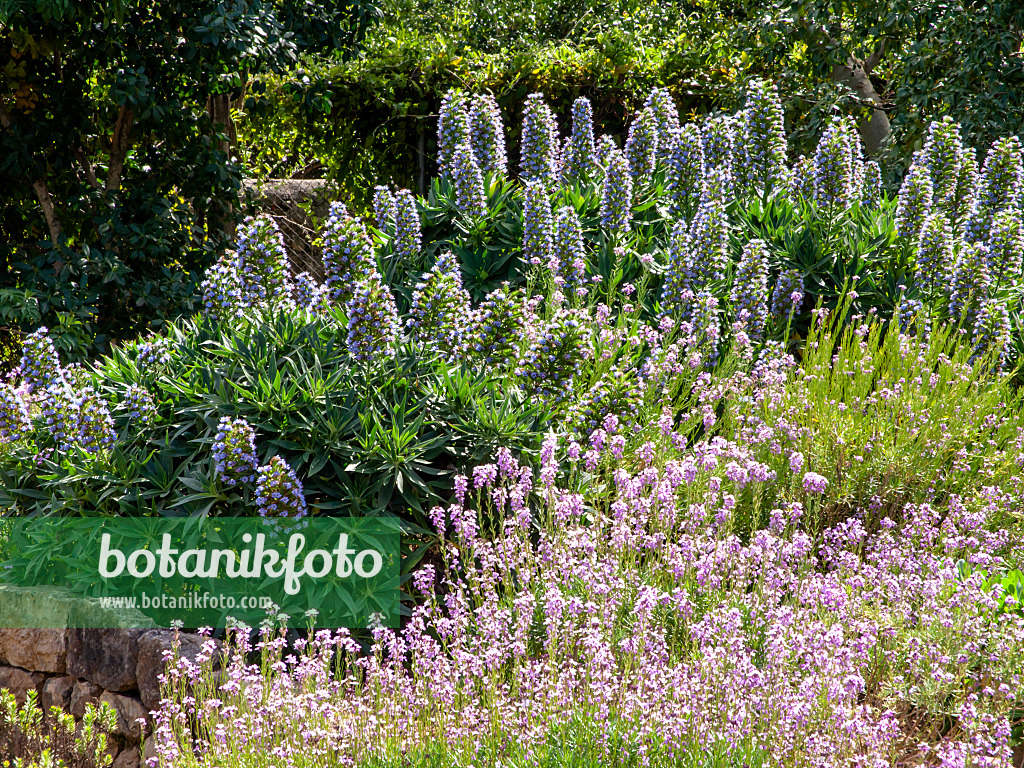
(255, 456, 308, 518)
(553, 205, 587, 301)
(120, 384, 157, 424)
(200, 255, 245, 323)
(467, 283, 526, 369)
(450, 142, 487, 218)
(516, 308, 588, 407)
(624, 105, 658, 191)
(812, 117, 855, 211)
(566, 362, 642, 438)
(469, 93, 508, 177)
(916, 213, 955, 299)
(235, 214, 292, 307)
(741, 78, 787, 196)
(321, 204, 376, 305)
(345, 268, 400, 364)
(951, 147, 980, 231)
(595, 134, 617, 167)
(702, 115, 735, 198)
(40, 382, 77, 451)
(660, 219, 692, 317)
(861, 160, 882, 207)
(76, 387, 115, 454)
(20, 326, 63, 393)
(292, 272, 330, 314)
(922, 117, 965, 213)
(770, 269, 803, 325)
(520, 92, 560, 184)
(894, 161, 934, 242)
(437, 90, 469, 178)
(136, 336, 173, 376)
(986, 210, 1024, 290)
(213, 416, 259, 485)
(682, 198, 729, 295)
(689, 290, 721, 367)
(949, 241, 992, 334)
(393, 189, 422, 263)
(666, 124, 705, 216)
(601, 146, 632, 235)
(562, 97, 598, 182)
(523, 181, 554, 266)
(373, 186, 397, 232)
(790, 156, 816, 202)
(407, 250, 473, 353)
(0, 384, 30, 443)
(643, 87, 680, 164)
(731, 238, 771, 343)
(968, 135, 1024, 243)
(972, 297, 1012, 366)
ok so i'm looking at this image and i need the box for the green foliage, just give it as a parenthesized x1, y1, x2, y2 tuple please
(0, 308, 547, 530)
(0, 688, 116, 768)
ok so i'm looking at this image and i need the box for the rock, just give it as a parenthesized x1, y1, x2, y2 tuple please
(0, 665, 45, 706)
(41, 675, 76, 713)
(68, 629, 142, 691)
(0, 584, 155, 631)
(142, 734, 157, 762)
(136, 630, 220, 711)
(99, 691, 149, 741)
(113, 748, 141, 768)
(70, 679, 103, 718)
(0, 629, 67, 672)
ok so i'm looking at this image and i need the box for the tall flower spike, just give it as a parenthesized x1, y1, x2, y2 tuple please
(40, 382, 77, 453)
(949, 242, 991, 334)
(643, 87, 680, 164)
(666, 124, 705, 217)
(972, 298, 1011, 367)
(987, 209, 1024, 290)
(770, 269, 803, 325)
(291, 272, 330, 314)
(553, 205, 586, 299)
(660, 219, 692, 317)
(321, 204, 376, 306)
(437, 90, 470, 178)
(951, 147, 980, 232)
(600, 146, 632, 235)
(595, 135, 617, 167)
(407, 251, 473, 354)
(562, 97, 598, 182)
(916, 213, 954, 299)
(467, 283, 526, 369)
(450, 142, 487, 218)
(702, 115, 736, 199)
(790, 156, 816, 203)
(20, 326, 63, 393)
(731, 239, 771, 343)
(0, 384, 31, 444)
(516, 309, 588, 407)
(969, 135, 1024, 243)
(77, 387, 115, 454)
(235, 214, 292, 307)
(255, 456, 308, 518)
(201, 255, 246, 323)
(624, 105, 658, 192)
(921, 117, 964, 213)
(683, 198, 729, 292)
(345, 268, 401, 364)
(690, 290, 721, 367)
(742, 79, 787, 196)
(121, 384, 157, 424)
(812, 118, 855, 210)
(373, 186, 397, 233)
(894, 161, 934, 242)
(520, 92, 561, 184)
(469, 93, 508, 178)
(213, 416, 259, 485)
(393, 189, 422, 263)
(861, 160, 882, 207)
(523, 181, 554, 267)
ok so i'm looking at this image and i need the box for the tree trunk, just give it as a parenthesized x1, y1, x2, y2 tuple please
(0, 106, 62, 243)
(831, 46, 891, 156)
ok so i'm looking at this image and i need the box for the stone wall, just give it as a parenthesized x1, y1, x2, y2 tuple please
(0, 586, 219, 768)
